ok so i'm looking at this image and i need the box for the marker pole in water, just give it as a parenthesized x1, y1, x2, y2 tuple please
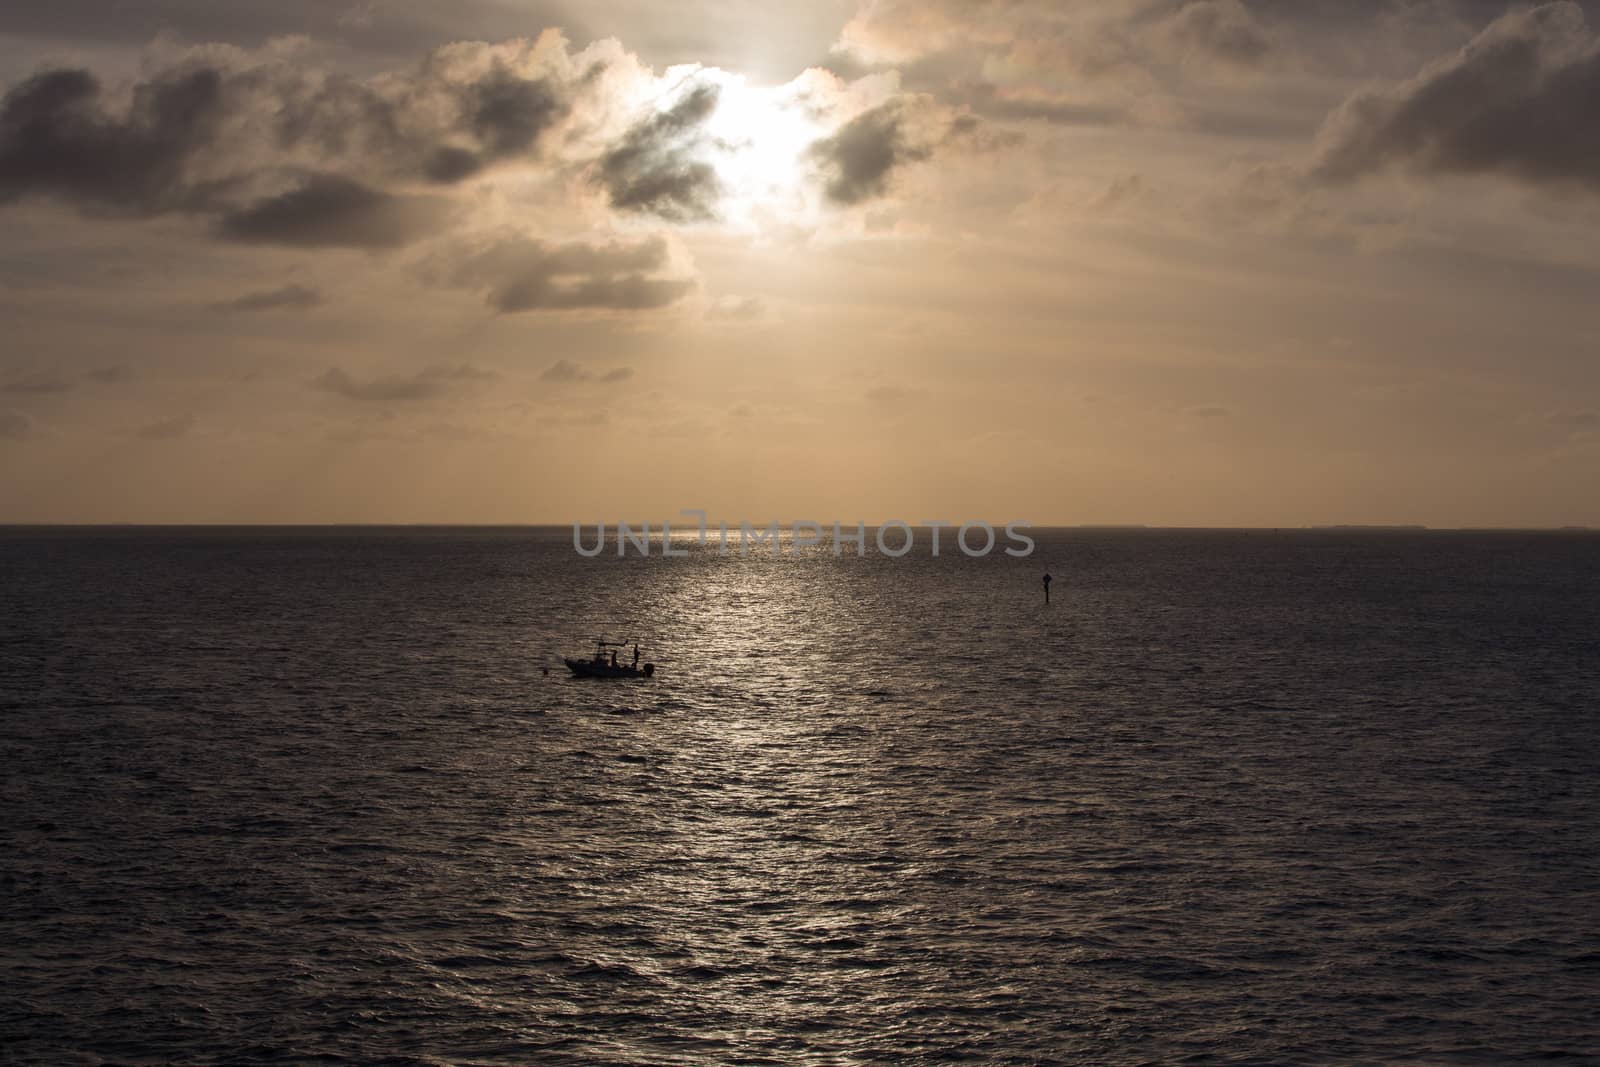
(1043, 571, 1052, 604)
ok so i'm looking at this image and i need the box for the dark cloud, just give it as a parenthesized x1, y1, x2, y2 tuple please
(446, 234, 695, 313)
(217, 173, 452, 248)
(0, 66, 224, 217)
(0, 45, 566, 243)
(135, 413, 196, 440)
(1184, 404, 1232, 417)
(810, 102, 932, 205)
(595, 82, 724, 220)
(0, 409, 33, 440)
(266, 59, 565, 185)
(210, 283, 325, 313)
(465, 66, 563, 159)
(421, 146, 484, 183)
(87, 365, 130, 383)
(1311, 3, 1600, 189)
(600, 366, 634, 383)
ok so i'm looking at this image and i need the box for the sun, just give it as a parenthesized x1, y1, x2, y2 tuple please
(692, 69, 828, 226)
(618, 64, 841, 229)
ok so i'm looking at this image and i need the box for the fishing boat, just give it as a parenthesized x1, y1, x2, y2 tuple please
(564, 639, 655, 679)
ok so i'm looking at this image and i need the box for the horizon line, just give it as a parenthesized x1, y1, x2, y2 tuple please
(1, 522, 1594, 532)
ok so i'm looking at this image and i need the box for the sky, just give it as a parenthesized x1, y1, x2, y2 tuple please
(0, 0, 1597, 526)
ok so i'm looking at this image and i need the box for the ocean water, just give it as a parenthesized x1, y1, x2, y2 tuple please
(2, 526, 1598, 1065)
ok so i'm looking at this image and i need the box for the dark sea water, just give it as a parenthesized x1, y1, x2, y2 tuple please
(3, 526, 1599, 1066)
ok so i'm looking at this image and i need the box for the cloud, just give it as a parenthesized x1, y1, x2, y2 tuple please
(0, 28, 973, 255)
(810, 101, 933, 205)
(0, 66, 225, 217)
(1311, 3, 1600, 190)
(210, 283, 325, 312)
(540, 358, 584, 383)
(0, 34, 576, 250)
(458, 64, 566, 162)
(87, 365, 130, 383)
(135, 413, 196, 440)
(1159, 0, 1274, 72)
(313, 362, 499, 403)
(800, 86, 998, 208)
(2, 370, 74, 393)
(833, 0, 977, 65)
(707, 294, 768, 321)
(314, 367, 447, 402)
(541, 359, 634, 383)
(0, 37, 575, 202)
(0, 409, 33, 440)
(420, 363, 499, 382)
(267, 50, 568, 184)
(594, 81, 724, 220)
(1184, 403, 1232, 417)
(442, 233, 695, 312)
(947, 82, 1123, 127)
(837, 0, 1279, 80)
(216, 172, 453, 248)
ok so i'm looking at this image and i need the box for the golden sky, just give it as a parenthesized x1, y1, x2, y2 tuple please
(1, 0, 1597, 526)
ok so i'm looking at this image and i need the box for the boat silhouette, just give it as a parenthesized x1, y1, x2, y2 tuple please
(564, 639, 655, 679)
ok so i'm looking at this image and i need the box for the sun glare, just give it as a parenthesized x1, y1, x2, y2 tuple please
(645, 67, 827, 228)
(706, 74, 823, 220)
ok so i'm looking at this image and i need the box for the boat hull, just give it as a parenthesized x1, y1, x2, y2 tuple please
(564, 658, 652, 679)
